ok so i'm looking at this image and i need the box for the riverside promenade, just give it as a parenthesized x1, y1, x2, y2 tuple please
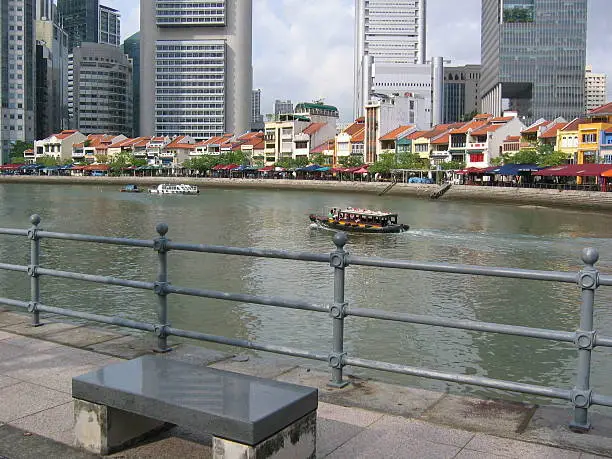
(1, 175, 612, 211)
(1, 309, 612, 458)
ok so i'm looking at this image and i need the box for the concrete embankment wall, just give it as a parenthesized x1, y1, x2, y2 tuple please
(2, 175, 612, 211)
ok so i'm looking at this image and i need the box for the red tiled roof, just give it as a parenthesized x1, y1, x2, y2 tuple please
(473, 114, 493, 120)
(490, 116, 514, 122)
(351, 128, 365, 143)
(431, 133, 450, 145)
(344, 120, 365, 136)
(405, 130, 427, 140)
(450, 120, 485, 134)
(587, 102, 612, 116)
(471, 124, 503, 136)
(521, 120, 549, 134)
(380, 125, 414, 141)
(133, 137, 151, 148)
(303, 122, 326, 135)
(539, 122, 566, 139)
(504, 135, 520, 142)
(54, 130, 79, 140)
(311, 139, 335, 154)
(560, 118, 587, 132)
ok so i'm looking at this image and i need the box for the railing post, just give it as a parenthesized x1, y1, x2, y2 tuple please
(153, 223, 171, 353)
(28, 214, 42, 327)
(570, 247, 599, 432)
(328, 232, 349, 388)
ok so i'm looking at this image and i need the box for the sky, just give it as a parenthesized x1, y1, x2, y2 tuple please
(105, 0, 612, 122)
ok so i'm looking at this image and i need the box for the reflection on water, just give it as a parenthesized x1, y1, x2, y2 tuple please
(1, 183, 612, 405)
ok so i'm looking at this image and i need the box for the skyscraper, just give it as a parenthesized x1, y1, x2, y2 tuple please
(480, 0, 587, 123)
(0, 0, 36, 163)
(68, 43, 133, 136)
(354, 0, 427, 117)
(57, 0, 99, 52)
(251, 89, 264, 131)
(140, 0, 253, 140)
(274, 100, 293, 116)
(124, 32, 140, 136)
(99, 5, 120, 47)
(36, 0, 70, 139)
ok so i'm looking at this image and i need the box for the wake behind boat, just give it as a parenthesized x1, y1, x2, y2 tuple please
(309, 207, 409, 233)
(148, 183, 199, 195)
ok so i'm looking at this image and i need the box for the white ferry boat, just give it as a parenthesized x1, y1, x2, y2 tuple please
(148, 184, 199, 195)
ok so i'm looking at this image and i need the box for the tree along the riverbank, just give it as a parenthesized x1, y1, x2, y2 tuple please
(491, 141, 566, 167)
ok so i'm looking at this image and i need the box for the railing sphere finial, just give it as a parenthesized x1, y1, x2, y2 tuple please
(333, 231, 348, 249)
(30, 214, 41, 226)
(581, 247, 599, 266)
(156, 223, 169, 237)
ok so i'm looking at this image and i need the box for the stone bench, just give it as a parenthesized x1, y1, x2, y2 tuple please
(72, 355, 318, 458)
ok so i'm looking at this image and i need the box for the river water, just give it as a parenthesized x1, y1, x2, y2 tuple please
(1, 183, 612, 406)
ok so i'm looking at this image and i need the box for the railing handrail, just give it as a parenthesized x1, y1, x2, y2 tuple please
(0, 215, 610, 432)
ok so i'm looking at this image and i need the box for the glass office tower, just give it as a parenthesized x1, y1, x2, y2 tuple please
(481, 0, 587, 122)
(57, 0, 99, 51)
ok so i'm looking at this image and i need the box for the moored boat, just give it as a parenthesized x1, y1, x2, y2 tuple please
(309, 207, 409, 233)
(148, 183, 199, 195)
(120, 184, 142, 193)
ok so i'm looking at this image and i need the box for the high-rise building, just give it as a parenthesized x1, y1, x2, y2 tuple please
(585, 65, 607, 112)
(481, 0, 587, 123)
(57, 0, 99, 52)
(124, 32, 140, 136)
(140, 0, 253, 140)
(251, 89, 264, 131)
(36, 0, 70, 139)
(444, 65, 481, 123)
(68, 43, 133, 136)
(99, 5, 120, 47)
(274, 100, 293, 116)
(0, 0, 36, 164)
(354, 0, 427, 117)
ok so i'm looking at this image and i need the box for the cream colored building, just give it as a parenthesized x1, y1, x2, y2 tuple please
(585, 65, 607, 112)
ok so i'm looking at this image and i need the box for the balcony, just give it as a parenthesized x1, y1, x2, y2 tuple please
(467, 142, 487, 150)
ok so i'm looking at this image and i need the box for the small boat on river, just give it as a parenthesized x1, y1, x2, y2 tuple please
(120, 184, 142, 193)
(309, 207, 409, 233)
(148, 183, 199, 195)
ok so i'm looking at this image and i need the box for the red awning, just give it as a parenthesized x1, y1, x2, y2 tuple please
(456, 167, 489, 175)
(223, 163, 239, 170)
(0, 164, 24, 170)
(535, 164, 612, 177)
(258, 165, 275, 172)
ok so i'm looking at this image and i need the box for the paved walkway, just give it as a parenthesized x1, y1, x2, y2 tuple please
(0, 310, 611, 458)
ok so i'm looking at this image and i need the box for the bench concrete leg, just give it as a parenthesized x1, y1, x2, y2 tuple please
(212, 410, 316, 459)
(73, 399, 170, 455)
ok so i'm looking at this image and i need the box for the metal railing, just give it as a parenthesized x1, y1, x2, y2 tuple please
(1, 214, 612, 432)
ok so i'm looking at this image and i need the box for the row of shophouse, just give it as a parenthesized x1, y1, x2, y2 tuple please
(25, 102, 612, 169)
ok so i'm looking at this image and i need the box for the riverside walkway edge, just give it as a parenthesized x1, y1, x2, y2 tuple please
(1, 175, 612, 211)
(0, 308, 611, 458)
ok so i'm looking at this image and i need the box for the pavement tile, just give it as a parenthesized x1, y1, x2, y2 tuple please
(455, 450, 510, 458)
(84, 334, 156, 359)
(0, 330, 16, 340)
(317, 417, 363, 458)
(580, 454, 611, 459)
(317, 402, 384, 427)
(2, 321, 84, 338)
(209, 355, 297, 379)
(1, 335, 62, 351)
(0, 424, 97, 459)
(159, 344, 230, 367)
(41, 326, 124, 348)
(325, 426, 461, 459)
(9, 401, 74, 445)
(0, 381, 71, 423)
(370, 415, 475, 448)
(0, 311, 31, 327)
(0, 375, 20, 390)
(464, 434, 582, 459)
(422, 395, 536, 437)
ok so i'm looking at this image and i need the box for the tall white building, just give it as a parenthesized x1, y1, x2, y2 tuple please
(140, 0, 253, 140)
(0, 0, 36, 163)
(354, 0, 427, 117)
(585, 65, 607, 112)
